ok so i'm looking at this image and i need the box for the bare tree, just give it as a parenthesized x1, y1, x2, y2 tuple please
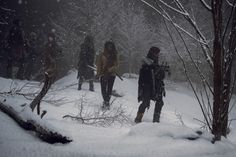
(140, 0, 236, 141)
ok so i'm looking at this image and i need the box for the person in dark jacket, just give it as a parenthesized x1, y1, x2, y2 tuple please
(96, 41, 119, 109)
(135, 47, 165, 123)
(6, 19, 26, 79)
(77, 35, 95, 91)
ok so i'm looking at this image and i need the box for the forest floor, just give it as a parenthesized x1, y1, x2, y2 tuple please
(0, 70, 236, 157)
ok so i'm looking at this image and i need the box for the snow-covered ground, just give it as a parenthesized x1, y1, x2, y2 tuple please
(1, 70, 236, 157)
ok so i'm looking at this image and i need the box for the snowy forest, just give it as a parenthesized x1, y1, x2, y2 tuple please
(0, 0, 236, 157)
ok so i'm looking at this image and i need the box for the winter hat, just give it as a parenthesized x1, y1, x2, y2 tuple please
(147, 46, 160, 60)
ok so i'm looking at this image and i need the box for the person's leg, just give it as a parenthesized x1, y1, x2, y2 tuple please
(100, 76, 108, 102)
(89, 80, 94, 91)
(138, 99, 150, 113)
(107, 75, 116, 103)
(153, 96, 164, 123)
(78, 76, 83, 90)
(135, 98, 151, 123)
(135, 88, 151, 123)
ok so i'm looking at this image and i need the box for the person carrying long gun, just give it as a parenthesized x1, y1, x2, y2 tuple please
(96, 41, 120, 110)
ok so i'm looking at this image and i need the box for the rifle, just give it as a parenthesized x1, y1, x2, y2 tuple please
(87, 65, 123, 81)
(115, 73, 123, 81)
(158, 62, 171, 76)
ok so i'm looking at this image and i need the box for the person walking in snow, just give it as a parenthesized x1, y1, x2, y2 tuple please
(77, 35, 95, 91)
(96, 41, 119, 109)
(135, 47, 166, 123)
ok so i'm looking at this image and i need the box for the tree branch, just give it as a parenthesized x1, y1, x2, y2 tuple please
(173, 0, 213, 68)
(199, 0, 212, 12)
(222, 0, 236, 46)
(140, 0, 213, 69)
(163, 17, 212, 132)
(226, 0, 234, 6)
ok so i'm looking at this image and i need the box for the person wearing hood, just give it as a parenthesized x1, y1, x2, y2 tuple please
(135, 46, 166, 123)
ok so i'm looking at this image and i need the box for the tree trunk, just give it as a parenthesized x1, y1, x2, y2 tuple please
(0, 102, 72, 144)
(30, 73, 53, 114)
(212, 0, 223, 141)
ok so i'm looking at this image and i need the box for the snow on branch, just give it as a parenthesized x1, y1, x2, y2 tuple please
(222, 0, 236, 45)
(140, 0, 208, 46)
(155, 1, 213, 69)
(172, 0, 213, 69)
(162, 18, 212, 132)
(170, 16, 214, 95)
(226, 0, 235, 6)
(199, 0, 212, 12)
(158, 0, 188, 16)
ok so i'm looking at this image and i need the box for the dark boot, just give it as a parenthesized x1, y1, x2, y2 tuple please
(78, 77, 83, 90)
(102, 101, 110, 110)
(134, 112, 144, 123)
(89, 81, 94, 92)
(153, 113, 160, 123)
(78, 84, 82, 90)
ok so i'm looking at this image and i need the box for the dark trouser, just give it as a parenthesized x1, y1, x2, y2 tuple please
(78, 76, 94, 91)
(138, 95, 164, 116)
(100, 75, 116, 103)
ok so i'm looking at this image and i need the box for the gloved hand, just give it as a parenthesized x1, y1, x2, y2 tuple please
(138, 88, 143, 102)
(163, 90, 166, 97)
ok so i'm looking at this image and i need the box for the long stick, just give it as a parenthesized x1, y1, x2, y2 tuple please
(87, 65, 123, 81)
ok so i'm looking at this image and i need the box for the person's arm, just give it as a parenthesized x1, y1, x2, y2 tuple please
(108, 54, 119, 73)
(96, 53, 102, 77)
(138, 68, 144, 102)
(156, 68, 166, 97)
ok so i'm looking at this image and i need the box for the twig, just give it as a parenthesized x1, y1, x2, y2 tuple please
(63, 95, 131, 127)
(199, 0, 212, 12)
(163, 16, 212, 131)
(222, 0, 236, 46)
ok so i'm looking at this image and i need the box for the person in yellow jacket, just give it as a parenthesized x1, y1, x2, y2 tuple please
(96, 41, 119, 109)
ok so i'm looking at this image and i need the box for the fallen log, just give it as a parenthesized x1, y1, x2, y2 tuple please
(0, 101, 72, 144)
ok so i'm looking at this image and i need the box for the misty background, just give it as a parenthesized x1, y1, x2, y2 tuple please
(0, 0, 234, 86)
